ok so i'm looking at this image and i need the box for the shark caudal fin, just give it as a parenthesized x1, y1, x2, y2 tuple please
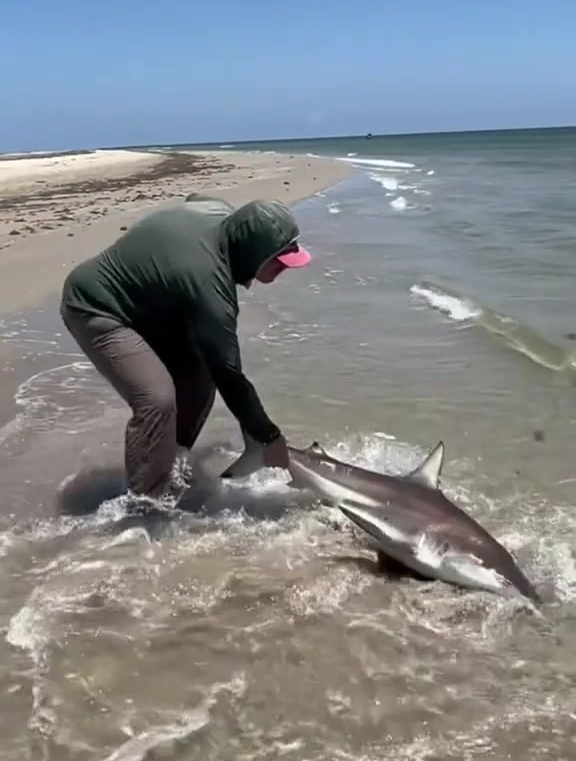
(405, 441, 445, 490)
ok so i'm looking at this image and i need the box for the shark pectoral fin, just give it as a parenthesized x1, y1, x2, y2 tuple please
(339, 503, 408, 544)
(406, 441, 445, 489)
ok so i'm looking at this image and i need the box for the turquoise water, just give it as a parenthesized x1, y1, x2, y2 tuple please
(1, 127, 576, 759)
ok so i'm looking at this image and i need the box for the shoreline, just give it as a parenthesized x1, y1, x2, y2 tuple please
(0, 149, 354, 313)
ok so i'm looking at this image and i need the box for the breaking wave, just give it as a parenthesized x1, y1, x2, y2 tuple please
(410, 281, 576, 374)
(335, 153, 435, 213)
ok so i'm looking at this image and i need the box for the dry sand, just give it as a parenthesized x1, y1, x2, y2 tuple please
(0, 149, 161, 193)
(0, 148, 353, 312)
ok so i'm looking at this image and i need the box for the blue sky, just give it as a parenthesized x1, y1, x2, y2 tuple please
(1, 0, 575, 151)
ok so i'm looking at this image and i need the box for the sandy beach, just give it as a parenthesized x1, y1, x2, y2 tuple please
(0, 148, 353, 312)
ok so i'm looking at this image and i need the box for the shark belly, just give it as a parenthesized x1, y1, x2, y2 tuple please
(382, 531, 507, 594)
(437, 558, 508, 594)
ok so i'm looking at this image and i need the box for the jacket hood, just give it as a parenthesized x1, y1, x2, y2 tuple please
(220, 199, 300, 284)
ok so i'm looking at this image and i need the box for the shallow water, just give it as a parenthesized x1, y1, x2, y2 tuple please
(2, 129, 576, 759)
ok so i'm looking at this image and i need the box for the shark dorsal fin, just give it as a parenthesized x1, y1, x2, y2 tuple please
(306, 441, 327, 456)
(406, 441, 445, 489)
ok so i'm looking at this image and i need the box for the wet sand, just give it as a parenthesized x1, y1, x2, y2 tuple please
(0, 148, 353, 312)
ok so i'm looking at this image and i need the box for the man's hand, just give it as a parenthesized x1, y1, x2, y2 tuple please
(263, 433, 290, 470)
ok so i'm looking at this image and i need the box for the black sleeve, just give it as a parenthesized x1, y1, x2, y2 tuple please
(192, 286, 281, 445)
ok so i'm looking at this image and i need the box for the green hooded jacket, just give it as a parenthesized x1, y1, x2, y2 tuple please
(61, 195, 300, 444)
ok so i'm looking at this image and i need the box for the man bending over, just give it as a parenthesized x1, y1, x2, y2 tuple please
(60, 194, 311, 498)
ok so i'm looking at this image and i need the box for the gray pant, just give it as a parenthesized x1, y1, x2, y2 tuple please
(60, 305, 216, 497)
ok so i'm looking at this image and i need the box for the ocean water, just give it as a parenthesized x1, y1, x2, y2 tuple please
(1, 127, 576, 759)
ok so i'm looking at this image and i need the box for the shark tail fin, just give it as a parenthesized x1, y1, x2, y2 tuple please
(406, 441, 445, 490)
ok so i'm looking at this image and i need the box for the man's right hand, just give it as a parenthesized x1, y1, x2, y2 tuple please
(263, 434, 290, 470)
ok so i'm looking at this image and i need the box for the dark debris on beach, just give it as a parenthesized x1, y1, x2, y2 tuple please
(0, 152, 235, 211)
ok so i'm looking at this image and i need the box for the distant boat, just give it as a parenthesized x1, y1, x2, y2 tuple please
(365, 133, 373, 139)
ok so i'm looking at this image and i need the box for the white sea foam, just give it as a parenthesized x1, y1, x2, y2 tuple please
(368, 173, 399, 191)
(338, 156, 416, 169)
(346, 155, 434, 210)
(410, 284, 482, 322)
(327, 202, 342, 214)
(390, 196, 408, 211)
(0, 361, 95, 447)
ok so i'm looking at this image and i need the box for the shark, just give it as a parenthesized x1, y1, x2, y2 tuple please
(222, 431, 539, 602)
(286, 440, 540, 602)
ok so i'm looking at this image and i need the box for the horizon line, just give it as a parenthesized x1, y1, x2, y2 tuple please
(2, 122, 575, 156)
